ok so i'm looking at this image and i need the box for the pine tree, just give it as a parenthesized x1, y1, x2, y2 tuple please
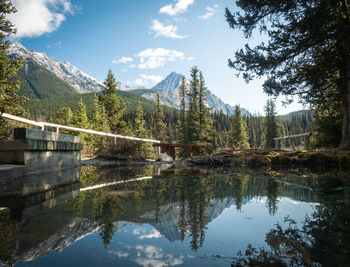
(178, 76, 187, 143)
(99, 70, 128, 134)
(91, 93, 110, 133)
(198, 71, 214, 152)
(226, 1, 350, 148)
(0, 1, 26, 139)
(187, 66, 200, 143)
(90, 93, 110, 151)
(71, 99, 90, 144)
(155, 91, 166, 142)
(264, 99, 279, 148)
(133, 101, 154, 159)
(55, 107, 73, 125)
(229, 105, 249, 149)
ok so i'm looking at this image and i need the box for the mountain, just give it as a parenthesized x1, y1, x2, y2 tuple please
(9, 42, 104, 93)
(16, 57, 79, 99)
(139, 72, 249, 116)
(152, 71, 182, 91)
(9, 43, 248, 115)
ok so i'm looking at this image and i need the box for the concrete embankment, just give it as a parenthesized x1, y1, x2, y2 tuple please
(0, 128, 82, 181)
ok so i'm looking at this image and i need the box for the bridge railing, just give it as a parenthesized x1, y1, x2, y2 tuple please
(1, 112, 160, 143)
(273, 132, 312, 150)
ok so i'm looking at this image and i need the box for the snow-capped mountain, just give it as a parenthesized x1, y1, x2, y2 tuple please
(8, 43, 248, 114)
(143, 72, 249, 116)
(9, 42, 104, 93)
(152, 71, 182, 91)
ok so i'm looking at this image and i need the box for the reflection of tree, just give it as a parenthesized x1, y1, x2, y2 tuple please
(153, 178, 166, 223)
(233, 174, 249, 211)
(185, 175, 213, 251)
(100, 194, 125, 248)
(265, 179, 280, 215)
(233, 176, 350, 266)
(177, 179, 187, 241)
(0, 209, 18, 265)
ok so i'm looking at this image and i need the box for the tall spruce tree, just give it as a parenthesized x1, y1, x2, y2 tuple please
(71, 99, 90, 144)
(133, 101, 154, 158)
(178, 75, 187, 143)
(229, 105, 249, 149)
(226, 0, 350, 148)
(187, 66, 200, 143)
(100, 70, 127, 134)
(264, 99, 279, 148)
(155, 91, 166, 142)
(0, 0, 26, 139)
(55, 107, 73, 125)
(91, 93, 110, 151)
(198, 71, 214, 151)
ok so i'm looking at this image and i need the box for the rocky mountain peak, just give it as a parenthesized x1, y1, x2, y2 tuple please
(9, 42, 104, 93)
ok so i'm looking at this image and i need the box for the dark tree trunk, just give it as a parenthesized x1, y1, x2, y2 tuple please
(340, 54, 350, 149)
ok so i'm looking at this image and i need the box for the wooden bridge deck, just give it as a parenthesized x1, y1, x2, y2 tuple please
(153, 143, 205, 159)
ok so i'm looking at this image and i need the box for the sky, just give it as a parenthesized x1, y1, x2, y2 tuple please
(8, 0, 305, 115)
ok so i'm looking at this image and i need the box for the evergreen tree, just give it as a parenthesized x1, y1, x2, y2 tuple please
(264, 99, 279, 148)
(198, 71, 214, 152)
(155, 91, 166, 142)
(0, 1, 26, 139)
(91, 93, 110, 133)
(187, 66, 200, 143)
(55, 107, 72, 125)
(178, 76, 187, 143)
(100, 70, 128, 134)
(90, 93, 110, 151)
(229, 105, 249, 149)
(71, 99, 90, 144)
(226, 0, 350, 148)
(133, 101, 154, 159)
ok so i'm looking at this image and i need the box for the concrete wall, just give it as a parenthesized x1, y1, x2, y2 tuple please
(0, 128, 82, 172)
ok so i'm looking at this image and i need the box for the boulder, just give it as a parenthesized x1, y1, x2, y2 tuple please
(156, 153, 173, 162)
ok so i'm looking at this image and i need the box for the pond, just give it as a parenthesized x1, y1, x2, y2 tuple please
(0, 164, 349, 266)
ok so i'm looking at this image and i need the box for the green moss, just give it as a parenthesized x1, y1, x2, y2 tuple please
(248, 154, 271, 167)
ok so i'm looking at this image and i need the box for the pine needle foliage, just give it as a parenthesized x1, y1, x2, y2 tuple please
(0, 0, 26, 139)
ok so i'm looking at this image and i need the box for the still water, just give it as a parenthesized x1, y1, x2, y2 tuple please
(0, 164, 349, 266)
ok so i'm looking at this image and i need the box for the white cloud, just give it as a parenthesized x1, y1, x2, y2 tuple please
(113, 56, 134, 64)
(136, 48, 186, 69)
(132, 74, 164, 88)
(138, 229, 162, 240)
(8, 0, 75, 38)
(159, 0, 194, 16)
(187, 56, 195, 61)
(150, 20, 187, 39)
(140, 74, 164, 85)
(108, 250, 130, 258)
(198, 5, 218, 20)
(134, 245, 184, 267)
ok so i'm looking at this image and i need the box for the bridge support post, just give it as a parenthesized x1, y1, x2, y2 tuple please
(275, 139, 281, 150)
(304, 135, 311, 150)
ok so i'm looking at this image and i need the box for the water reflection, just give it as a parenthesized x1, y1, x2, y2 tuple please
(0, 165, 348, 266)
(233, 175, 350, 266)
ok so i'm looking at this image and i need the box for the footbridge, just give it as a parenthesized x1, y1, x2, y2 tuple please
(0, 113, 160, 175)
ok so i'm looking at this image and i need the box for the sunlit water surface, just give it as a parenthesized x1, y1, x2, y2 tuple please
(0, 164, 349, 266)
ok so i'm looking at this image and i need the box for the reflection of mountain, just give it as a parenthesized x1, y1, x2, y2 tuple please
(0, 166, 321, 265)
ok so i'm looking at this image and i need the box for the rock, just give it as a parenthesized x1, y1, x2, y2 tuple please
(156, 153, 173, 162)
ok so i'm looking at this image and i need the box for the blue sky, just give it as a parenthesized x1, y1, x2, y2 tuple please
(8, 0, 304, 114)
